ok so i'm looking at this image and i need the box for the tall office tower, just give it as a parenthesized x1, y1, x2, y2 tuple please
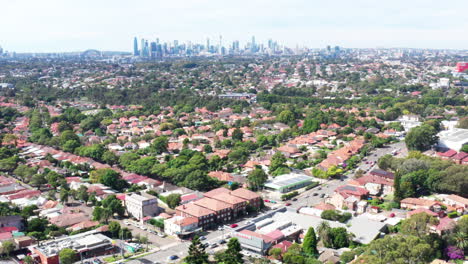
(140, 38, 146, 56)
(133, 37, 139, 56)
(218, 35, 222, 54)
(156, 38, 160, 44)
(326, 45, 331, 53)
(251, 36, 256, 53)
(150, 42, 157, 58)
(206, 38, 210, 52)
(268, 39, 272, 49)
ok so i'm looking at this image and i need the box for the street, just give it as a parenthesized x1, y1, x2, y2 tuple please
(122, 141, 408, 263)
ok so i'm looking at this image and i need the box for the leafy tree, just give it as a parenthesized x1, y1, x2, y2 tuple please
(101, 195, 125, 217)
(378, 154, 393, 170)
(23, 255, 34, 264)
(270, 152, 287, 175)
(185, 236, 209, 264)
(77, 185, 89, 202)
(60, 189, 69, 204)
(59, 130, 80, 146)
(62, 140, 81, 152)
(127, 156, 157, 176)
(247, 167, 268, 191)
(401, 212, 439, 238)
(119, 227, 132, 240)
(59, 248, 77, 264)
(119, 152, 140, 168)
(357, 235, 434, 264)
(151, 136, 168, 154)
(2, 241, 15, 257)
(302, 118, 319, 133)
(302, 227, 319, 257)
(277, 110, 295, 124)
(90, 168, 128, 191)
(269, 247, 283, 260)
(217, 238, 244, 264)
(108, 221, 121, 238)
(232, 128, 243, 141)
(30, 173, 47, 188)
(165, 193, 181, 209)
(405, 124, 438, 151)
(101, 151, 119, 165)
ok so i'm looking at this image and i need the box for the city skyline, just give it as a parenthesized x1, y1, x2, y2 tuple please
(2, 0, 468, 53)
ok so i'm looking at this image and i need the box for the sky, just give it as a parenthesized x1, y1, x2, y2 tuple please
(1, 0, 468, 53)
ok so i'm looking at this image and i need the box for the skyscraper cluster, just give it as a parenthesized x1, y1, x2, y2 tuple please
(132, 36, 287, 58)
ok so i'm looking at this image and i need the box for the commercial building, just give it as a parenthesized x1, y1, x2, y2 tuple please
(264, 173, 313, 193)
(437, 128, 468, 151)
(164, 216, 199, 236)
(29, 230, 115, 264)
(232, 207, 387, 254)
(176, 203, 216, 229)
(125, 192, 159, 220)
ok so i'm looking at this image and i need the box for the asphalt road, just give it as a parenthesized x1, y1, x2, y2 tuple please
(124, 141, 408, 263)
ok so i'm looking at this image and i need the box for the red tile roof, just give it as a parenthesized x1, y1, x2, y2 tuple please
(230, 188, 260, 201)
(203, 187, 230, 199)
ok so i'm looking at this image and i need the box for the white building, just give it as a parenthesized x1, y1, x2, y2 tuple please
(437, 128, 468, 151)
(164, 216, 199, 236)
(126, 193, 159, 220)
(397, 115, 422, 132)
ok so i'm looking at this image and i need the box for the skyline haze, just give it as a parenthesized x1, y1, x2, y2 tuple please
(1, 0, 468, 53)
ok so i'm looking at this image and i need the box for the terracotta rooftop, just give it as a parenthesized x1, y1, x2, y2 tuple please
(194, 197, 232, 212)
(203, 187, 230, 199)
(176, 203, 215, 218)
(230, 188, 260, 201)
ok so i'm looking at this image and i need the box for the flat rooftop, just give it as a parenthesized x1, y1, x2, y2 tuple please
(30, 230, 112, 257)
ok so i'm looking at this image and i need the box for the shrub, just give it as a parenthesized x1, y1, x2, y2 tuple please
(281, 191, 299, 201)
(305, 182, 319, 190)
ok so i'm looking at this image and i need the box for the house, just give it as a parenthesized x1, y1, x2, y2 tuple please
(348, 175, 394, 196)
(328, 185, 369, 210)
(442, 195, 468, 213)
(436, 149, 457, 159)
(49, 213, 89, 228)
(208, 171, 234, 182)
(398, 115, 422, 131)
(0, 216, 24, 231)
(369, 169, 394, 180)
(400, 198, 438, 210)
(432, 217, 456, 235)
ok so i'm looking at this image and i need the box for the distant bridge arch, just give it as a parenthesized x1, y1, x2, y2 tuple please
(81, 49, 102, 57)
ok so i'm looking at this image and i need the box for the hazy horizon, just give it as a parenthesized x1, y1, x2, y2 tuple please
(2, 0, 468, 53)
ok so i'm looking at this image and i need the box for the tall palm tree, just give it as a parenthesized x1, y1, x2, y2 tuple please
(317, 221, 331, 247)
(452, 232, 468, 250)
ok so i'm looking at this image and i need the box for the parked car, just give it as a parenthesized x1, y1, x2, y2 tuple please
(264, 199, 270, 202)
(292, 198, 298, 201)
(168, 255, 178, 261)
(313, 193, 318, 196)
(230, 224, 238, 228)
(157, 232, 166, 237)
(218, 239, 226, 244)
(285, 202, 291, 206)
(320, 193, 325, 198)
(209, 243, 218, 248)
(200, 236, 207, 240)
